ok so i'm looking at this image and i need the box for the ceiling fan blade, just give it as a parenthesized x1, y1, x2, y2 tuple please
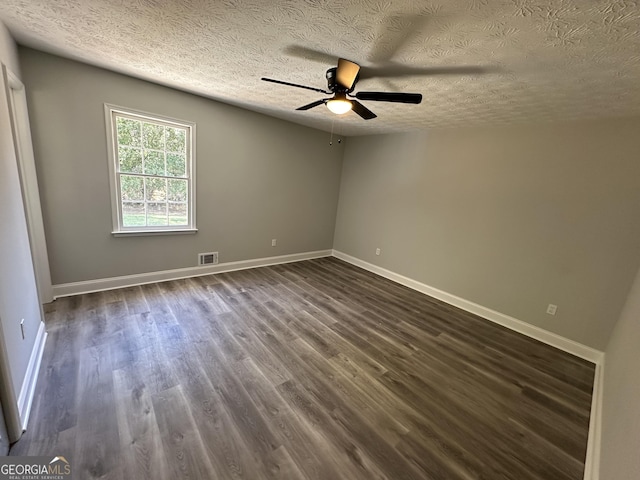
(358, 64, 498, 80)
(296, 99, 327, 111)
(283, 45, 337, 65)
(336, 58, 360, 90)
(350, 100, 377, 120)
(261, 77, 329, 94)
(355, 92, 422, 104)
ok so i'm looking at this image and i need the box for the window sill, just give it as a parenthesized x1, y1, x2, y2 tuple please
(112, 228, 198, 237)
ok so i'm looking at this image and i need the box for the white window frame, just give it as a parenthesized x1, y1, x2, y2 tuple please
(105, 104, 197, 236)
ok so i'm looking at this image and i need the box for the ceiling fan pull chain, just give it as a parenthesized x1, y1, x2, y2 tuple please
(329, 118, 335, 146)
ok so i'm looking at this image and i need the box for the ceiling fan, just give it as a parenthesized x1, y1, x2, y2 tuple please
(261, 58, 422, 120)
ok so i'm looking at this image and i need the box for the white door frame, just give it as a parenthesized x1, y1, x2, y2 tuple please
(3, 65, 53, 304)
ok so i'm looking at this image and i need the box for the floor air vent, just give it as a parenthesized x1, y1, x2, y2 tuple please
(198, 252, 219, 266)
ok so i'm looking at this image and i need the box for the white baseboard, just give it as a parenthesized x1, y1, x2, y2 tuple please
(583, 360, 604, 480)
(332, 250, 603, 364)
(52, 249, 333, 298)
(17, 320, 47, 431)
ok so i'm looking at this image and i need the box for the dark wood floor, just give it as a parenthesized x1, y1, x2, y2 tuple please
(12, 257, 595, 479)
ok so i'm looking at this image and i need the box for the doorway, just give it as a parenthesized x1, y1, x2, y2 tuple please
(3, 65, 52, 304)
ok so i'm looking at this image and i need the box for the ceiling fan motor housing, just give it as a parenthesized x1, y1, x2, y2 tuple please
(326, 67, 356, 93)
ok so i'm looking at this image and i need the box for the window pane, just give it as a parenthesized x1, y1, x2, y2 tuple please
(143, 122, 165, 150)
(169, 203, 187, 225)
(121, 175, 144, 201)
(145, 177, 167, 201)
(116, 117, 141, 147)
(119, 146, 142, 173)
(167, 153, 186, 177)
(122, 202, 145, 227)
(168, 179, 187, 202)
(144, 150, 165, 175)
(166, 127, 186, 153)
(110, 107, 194, 232)
(147, 202, 167, 225)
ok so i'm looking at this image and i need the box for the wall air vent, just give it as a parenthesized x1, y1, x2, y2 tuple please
(198, 252, 218, 266)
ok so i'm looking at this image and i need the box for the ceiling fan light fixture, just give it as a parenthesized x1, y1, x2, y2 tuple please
(326, 98, 352, 115)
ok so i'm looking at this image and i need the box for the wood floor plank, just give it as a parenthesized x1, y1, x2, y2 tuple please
(289, 338, 410, 445)
(113, 367, 171, 480)
(73, 344, 121, 479)
(236, 357, 344, 480)
(12, 258, 595, 480)
(275, 379, 395, 480)
(170, 353, 267, 480)
(152, 385, 218, 478)
(264, 445, 309, 480)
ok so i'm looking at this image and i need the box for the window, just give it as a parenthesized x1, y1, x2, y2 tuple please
(105, 105, 196, 235)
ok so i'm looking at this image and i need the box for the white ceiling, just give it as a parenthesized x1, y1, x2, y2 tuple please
(1, 0, 640, 136)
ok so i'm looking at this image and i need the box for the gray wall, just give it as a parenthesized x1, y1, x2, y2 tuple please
(334, 121, 640, 350)
(600, 264, 640, 479)
(0, 22, 43, 405)
(19, 48, 344, 285)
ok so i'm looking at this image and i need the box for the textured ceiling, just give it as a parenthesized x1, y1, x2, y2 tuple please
(1, 0, 640, 136)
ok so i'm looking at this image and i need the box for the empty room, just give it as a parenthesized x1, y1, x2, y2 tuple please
(0, 1, 639, 479)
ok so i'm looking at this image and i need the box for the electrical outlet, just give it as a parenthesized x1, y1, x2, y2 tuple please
(375, 248, 381, 256)
(546, 304, 558, 316)
(272, 239, 277, 247)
